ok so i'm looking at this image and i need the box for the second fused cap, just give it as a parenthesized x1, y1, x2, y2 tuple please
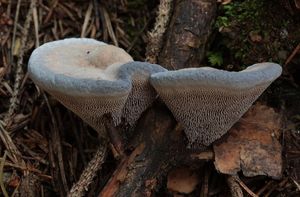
(150, 63, 282, 149)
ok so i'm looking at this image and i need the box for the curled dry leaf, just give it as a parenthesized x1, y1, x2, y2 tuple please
(213, 103, 283, 179)
(167, 167, 199, 194)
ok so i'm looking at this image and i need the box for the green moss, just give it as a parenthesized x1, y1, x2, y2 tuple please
(207, 51, 223, 67)
(210, 0, 296, 69)
(215, 0, 264, 29)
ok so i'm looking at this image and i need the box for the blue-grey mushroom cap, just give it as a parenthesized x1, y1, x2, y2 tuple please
(28, 38, 131, 97)
(28, 38, 166, 131)
(150, 63, 282, 149)
(150, 63, 282, 90)
(28, 38, 134, 131)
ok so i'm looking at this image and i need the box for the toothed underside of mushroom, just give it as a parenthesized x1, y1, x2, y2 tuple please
(150, 63, 282, 149)
(119, 62, 167, 126)
(51, 91, 128, 129)
(156, 86, 268, 148)
(122, 77, 158, 125)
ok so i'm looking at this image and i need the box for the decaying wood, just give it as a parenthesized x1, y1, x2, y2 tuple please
(146, 0, 173, 63)
(158, 0, 217, 69)
(100, 105, 189, 196)
(213, 103, 283, 179)
(99, 1, 217, 195)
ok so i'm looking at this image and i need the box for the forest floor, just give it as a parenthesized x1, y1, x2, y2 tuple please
(0, 0, 300, 196)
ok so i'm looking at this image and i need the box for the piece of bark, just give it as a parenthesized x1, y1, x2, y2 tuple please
(214, 103, 283, 179)
(158, 0, 217, 69)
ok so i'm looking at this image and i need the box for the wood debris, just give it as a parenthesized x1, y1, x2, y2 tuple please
(214, 103, 283, 179)
(167, 167, 199, 194)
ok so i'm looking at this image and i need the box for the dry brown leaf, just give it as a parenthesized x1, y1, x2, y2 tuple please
(213, 103, 283, 179)
(167, 167, 199, 194)
(8, 175, 21, 188)
(242, 104, 282, 133)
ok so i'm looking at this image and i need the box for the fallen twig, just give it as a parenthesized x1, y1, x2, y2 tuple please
(233, 175, 258, 197)
(285, 43, 300, 66)
(291, 178, 300, 191)
(0, 158, 52, 180)
(11, 0, 21, 58)
(81, 2, 93, 38)
(32, 1, 39, 47)
(146, 0, 173, 63)
(227, 175, 243, 197)
(0, 152, 9, 197)
(44, 93, 69, 194)
(6, 0, 36, 122)
(256, 180, 275, 196)
(0, 122, 23, 164)
(100, 6, 118, 46)
(68, 143, 107, 197)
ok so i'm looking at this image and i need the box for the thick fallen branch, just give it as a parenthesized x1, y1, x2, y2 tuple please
(99, 0, 217, 196)
(100, 105, 188, 196)
(158, 0, 217, 69)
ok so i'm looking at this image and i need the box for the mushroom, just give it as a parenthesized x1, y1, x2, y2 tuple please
(150, 63, 282, 149)
(119, 61, 167, 125)
(28, 38, 166, 132)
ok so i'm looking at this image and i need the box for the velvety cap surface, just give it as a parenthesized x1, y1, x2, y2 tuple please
(150, 63, 282, 89)
(28, 38, 131, 97)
